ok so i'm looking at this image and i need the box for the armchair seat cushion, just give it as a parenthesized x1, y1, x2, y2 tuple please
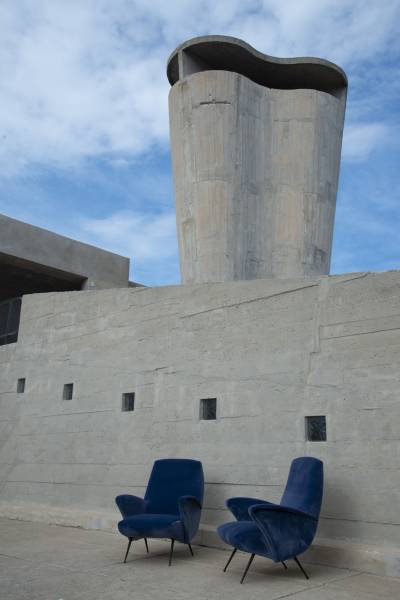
(218, 457, 324, 569)
(118, 513, 184, 541)
(218, 521, 270, 558)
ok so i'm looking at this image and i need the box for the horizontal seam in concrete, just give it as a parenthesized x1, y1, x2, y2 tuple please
(321, 326, 400, 340)
(322, 313, 400, 328)
(0, 462, 150, 467)
(13, 433, 400, 442)
(333, 272, 371, 285)
(18, 431, 95, 436)
(152, 418, 194, 424)
(356, 406, 399, 411)
(181, 283, 319, 318)
(218, 414, 259, 419)
(3, 464, 399, 475)
(197, 101, 231, 106)
(26, 410, 114, 418)
(3, 480, 136, 487)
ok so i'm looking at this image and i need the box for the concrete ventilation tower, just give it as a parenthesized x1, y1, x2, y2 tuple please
(167, 36, 347, 283)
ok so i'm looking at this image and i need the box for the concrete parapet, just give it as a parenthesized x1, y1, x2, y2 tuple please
(1, 271, 400, 577)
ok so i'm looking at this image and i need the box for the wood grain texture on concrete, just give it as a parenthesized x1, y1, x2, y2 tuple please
(168, 36, 347, 283)
(1, 271, 400, 576)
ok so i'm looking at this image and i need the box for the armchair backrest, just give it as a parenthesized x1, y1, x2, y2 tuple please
(145, 459, 204, 514)
(280, 457, 323, 519)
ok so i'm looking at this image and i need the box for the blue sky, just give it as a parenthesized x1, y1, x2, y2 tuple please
(0, 1, 399, 285)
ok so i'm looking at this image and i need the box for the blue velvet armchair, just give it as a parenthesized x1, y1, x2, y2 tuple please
(116, 458, 204, 565)
(218, 457, 323, 583)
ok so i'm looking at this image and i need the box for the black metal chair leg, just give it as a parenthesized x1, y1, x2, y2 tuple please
(144, 538, 149, 553)
(223, 548, 237, 572)
(240, 553, 255, 584)
(294, 556, 309, 580)
(168, 539, 175, 566)
(282, 560, 288, 569)
(188, 543, 194, 556)
(123, 538, 133, 563)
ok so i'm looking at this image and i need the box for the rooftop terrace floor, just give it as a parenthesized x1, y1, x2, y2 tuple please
(1, 518, 399, 600)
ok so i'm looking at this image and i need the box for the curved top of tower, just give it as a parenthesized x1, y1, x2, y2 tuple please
(167, 35, 347, 101)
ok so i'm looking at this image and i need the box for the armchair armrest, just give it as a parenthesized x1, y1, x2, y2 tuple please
(178, 495, 202, 543)
(115, 494, 147, 519)
(249, 503, 318, 561)
(226, 497, 277, 521)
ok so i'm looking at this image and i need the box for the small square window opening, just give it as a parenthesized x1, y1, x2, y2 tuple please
(17, 378, 25, 394)
(63, 383, 74, 401)
(306, 415, 326, 442)
(200, 398, 217, 420)
(122, 392, 135, 412)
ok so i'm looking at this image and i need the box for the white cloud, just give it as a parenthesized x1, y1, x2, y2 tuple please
(0, 0, 399, 176)
(342, 122, 390, 162)
(80, 209, 178, 263)
(0, 1, 170, 176)
(77, 209, 179, 284)
(0, 1, 399, 284)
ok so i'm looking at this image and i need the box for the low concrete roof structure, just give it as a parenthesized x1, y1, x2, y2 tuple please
(0, 213, 130, 300)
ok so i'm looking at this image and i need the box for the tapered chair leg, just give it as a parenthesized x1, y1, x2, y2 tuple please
(188, 543, 194, 556)
(240, 553, 255, 584)
(168, 539, 175, 566)
(294, 556, 309, 580)
(144, 538, 149, 553)
(281, 561, 288, 569)
(123, 538, 133, 563)
(223, 548, 237, 572)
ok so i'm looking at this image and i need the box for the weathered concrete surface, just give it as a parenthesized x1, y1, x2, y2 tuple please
(0, 271, 400, 576)
(0, 213, 130, 291)
(167, 35, 348, 99)
(3, 518, 400, 600)
(168, 36, 347, 283)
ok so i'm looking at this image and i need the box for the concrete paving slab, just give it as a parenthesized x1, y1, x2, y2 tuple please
(0, 518, 398, 600)
(327, 572, 400, 597)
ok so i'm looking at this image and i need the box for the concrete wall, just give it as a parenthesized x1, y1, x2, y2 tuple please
(0, 214, 130, 290)
(0, 271, 400, 575)
(168, 37, 347, 283)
